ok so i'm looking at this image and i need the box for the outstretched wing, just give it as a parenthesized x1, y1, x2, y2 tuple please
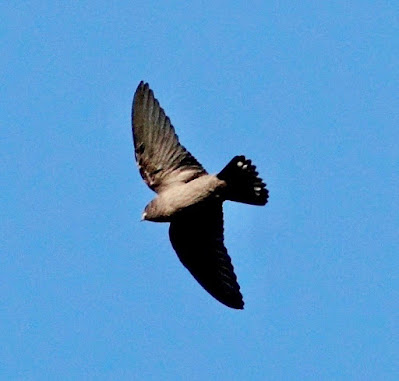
(169, 200, 244, 309)
(132, 81, 206, 193)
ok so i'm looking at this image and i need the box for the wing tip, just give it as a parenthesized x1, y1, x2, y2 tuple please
(220, 295, 245, 310)
(133, 81, 152, 117)
(231, 302, 245, 310)
(136, 80, 149, 93)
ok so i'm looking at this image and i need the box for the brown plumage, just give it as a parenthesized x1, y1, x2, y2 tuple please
(132, 81, 269, 309)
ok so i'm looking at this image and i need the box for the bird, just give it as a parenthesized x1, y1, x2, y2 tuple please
(132, 81, 269, 309)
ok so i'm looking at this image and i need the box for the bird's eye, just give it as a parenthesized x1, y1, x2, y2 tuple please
(135, 143, 145, 155)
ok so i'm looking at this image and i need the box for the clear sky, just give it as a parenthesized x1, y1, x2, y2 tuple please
(1, 1, 398, 380)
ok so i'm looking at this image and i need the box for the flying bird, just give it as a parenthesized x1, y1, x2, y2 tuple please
(132, 81, 269, 309)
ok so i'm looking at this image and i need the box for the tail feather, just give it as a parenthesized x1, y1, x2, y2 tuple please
(217, 155, 269, 206)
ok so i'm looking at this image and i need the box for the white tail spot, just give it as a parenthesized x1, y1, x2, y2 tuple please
(242, 164, 248, 169)
(254, 186, 262, 191)
(237, 161, 243, 167)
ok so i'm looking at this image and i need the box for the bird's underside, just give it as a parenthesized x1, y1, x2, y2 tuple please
(132, 81, 268, 309)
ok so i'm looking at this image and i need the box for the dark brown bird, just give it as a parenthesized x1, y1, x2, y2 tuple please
(132, 81, 268, 309)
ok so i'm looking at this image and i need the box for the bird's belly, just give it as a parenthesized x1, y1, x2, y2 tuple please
(154, 175, 226, 220)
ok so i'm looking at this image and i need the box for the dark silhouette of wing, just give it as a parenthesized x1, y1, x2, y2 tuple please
(169, 200, 244, 309)
(132, 81, 206, 193)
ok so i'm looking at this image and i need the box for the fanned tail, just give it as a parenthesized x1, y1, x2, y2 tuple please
(218, 155, 269, 206)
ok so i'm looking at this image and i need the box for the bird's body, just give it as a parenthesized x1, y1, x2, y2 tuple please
(132, 81, 269, 309)
(143, 175, 226, 222)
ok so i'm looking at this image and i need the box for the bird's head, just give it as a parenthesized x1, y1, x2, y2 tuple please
(141, 203, 151, 221)
(141, 201, 170, 222)
(141, 202, 159, 222)
(141, 211, 148, 221)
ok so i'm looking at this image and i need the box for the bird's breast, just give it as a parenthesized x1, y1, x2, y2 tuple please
(148, 175, 226, 221)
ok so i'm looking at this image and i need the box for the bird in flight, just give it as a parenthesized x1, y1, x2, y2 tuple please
(132, 81, 269, 309)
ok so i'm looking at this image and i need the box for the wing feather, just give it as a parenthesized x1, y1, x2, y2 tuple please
(132, 82, 206, 192)
(169, 201, 244, 309)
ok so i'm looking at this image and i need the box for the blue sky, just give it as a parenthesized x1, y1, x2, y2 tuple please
(1, 1, 398, 380)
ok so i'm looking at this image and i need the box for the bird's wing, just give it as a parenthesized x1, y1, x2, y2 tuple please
(132, 81, 206, 193)
(169, 200, 244, 309)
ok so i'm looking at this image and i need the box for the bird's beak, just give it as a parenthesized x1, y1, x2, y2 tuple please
(141, 212, 147, 221)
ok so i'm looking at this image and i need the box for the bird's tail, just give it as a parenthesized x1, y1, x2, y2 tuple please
(217, 155, 269, 206)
